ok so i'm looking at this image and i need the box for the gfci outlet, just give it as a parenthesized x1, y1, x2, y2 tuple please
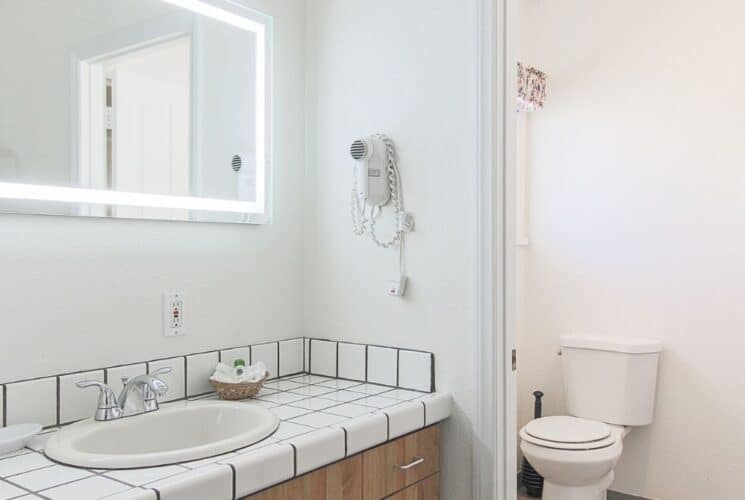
(163, 292, 184, 337)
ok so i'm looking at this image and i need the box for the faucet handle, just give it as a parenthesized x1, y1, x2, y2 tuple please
(76, 380, 122, 421)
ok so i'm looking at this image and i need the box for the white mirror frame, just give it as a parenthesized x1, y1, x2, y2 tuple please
(0, 0, 273, 224)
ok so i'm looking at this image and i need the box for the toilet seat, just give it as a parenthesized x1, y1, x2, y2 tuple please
(521, 416, 616, 451)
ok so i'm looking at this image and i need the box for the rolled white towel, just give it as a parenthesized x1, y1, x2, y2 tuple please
(210, 361, 266, 384)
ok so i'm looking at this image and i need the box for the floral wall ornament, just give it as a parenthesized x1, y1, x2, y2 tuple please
(517, 61, 547, 112)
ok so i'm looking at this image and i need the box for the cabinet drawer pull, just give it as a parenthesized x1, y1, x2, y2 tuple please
(397, 457, 425, 470)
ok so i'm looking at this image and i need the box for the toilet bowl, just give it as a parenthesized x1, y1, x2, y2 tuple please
(519, 336, 662, 500)
(520, 416, 628, 500)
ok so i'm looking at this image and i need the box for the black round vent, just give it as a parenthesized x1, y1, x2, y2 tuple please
(231, 155, 242, 172)
(350, 140, 368, 160)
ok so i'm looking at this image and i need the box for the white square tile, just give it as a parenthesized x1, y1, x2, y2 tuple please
(245, 399, 278, 409)
(251, 343, 278, 379)
(10, 464, 92, 491)
(384, 389, 427, 401)
(59, 370, 105, 424)
(337, 343, 366, 381)
(186, 352, 219, 397)
(385, 401, 425, 438)
(0, 452, 53, 477)
(288, 427, 345, 475)
(289, 412, 348, 428)
(258, 392, 307, 405)
(226, 444, 293, 498)
(106, 364, 147, 395)
(346, 383, 393, 396)
(103, 488, 158, 500)
(0, 479, 25, 499)
(148, 464, 232, 500)
(270, 405, 311, 420)
(324, 403, 374, 418)
(309, 339, 337, 377)
(43, 475, 130, 500)
(181, 453, 237, 469)
(272, 421, 315, 440)
(105, 465, 188, 486)
(356, 395, 399, 409)
(316, 390, 366, 403)
(338, 413, 388, 455)
(148, 358, 185, 402)
(278, 338, 304, 376)
(288, 397, 339, 411)
(317, 379, 363, 390)
(219, 347, 251, 368)
(398, 350, 433, 392)
(367, 346, 397, 386)
(263, 380, 304, 391)
(5, 378, 57, 427)
(0, 448, 33, 462)
(234, 437, 278, 454)
(287, 385, 335, 397)
(287, 374, 333, 384)
(423, 393, 453, 425)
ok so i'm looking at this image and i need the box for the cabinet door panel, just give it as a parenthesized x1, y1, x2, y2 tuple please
(363, 425, 440, 499)
(386, 473, 440, 500)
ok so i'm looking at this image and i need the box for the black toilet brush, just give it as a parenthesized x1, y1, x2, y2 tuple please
(522, 390, 545, 497)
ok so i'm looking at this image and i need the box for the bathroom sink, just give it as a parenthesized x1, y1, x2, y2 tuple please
(45, 401, 279, 469)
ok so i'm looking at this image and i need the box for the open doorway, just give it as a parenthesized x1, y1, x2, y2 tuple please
(77, 34, 191, 219)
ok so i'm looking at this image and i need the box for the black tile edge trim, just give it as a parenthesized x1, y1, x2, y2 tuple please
(421, 400, 428, 426)
(341, 427, 348, 457)
(276, 341, 281, 379)
(364, 345, 369, 383)
(288, 443, 298, 478)
(308, 339, 313, 375)
(2, 385, 6, 427)
(150, 487, 162, 500)
(183, 357, 188, 401)
(383, 411, 391, 440)
(249, 345, 253, 366)
(430, 353, 436, 392)
(55, 376, 60, 427)
(227, 463, 237, 500)
(335, 342, 340, 378)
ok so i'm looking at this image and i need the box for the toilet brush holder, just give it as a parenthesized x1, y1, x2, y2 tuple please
(522, 390, 545, 497)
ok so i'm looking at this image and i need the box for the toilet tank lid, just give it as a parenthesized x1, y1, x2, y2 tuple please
(560, 335, 663, 354)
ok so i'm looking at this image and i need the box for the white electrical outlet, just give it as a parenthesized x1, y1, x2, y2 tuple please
(163, 292, 184, 337)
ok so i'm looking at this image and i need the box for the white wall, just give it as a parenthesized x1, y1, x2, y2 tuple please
(303, 1, 478, 498)
(517, 1, 745, 498)
(0, 0, 307, 382)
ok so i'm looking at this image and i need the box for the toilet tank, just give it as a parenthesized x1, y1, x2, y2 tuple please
(560, 335, 662, 426)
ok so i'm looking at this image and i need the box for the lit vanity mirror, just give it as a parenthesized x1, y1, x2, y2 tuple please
(0, 0, 271, 223)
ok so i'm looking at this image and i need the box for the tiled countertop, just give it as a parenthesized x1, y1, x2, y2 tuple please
(0, 374, 452, 500)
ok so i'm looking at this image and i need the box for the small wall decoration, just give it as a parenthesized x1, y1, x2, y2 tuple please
(517, 62, 547, 112)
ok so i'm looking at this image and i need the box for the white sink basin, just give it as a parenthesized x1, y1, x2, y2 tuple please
(45, 401, 279, 469)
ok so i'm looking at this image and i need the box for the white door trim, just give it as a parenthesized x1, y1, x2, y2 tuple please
(474, 0, 517, 499)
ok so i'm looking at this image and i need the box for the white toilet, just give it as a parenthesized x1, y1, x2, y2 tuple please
(519, 335, 662, 500)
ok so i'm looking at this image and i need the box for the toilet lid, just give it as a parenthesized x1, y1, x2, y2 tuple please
(521, 416, 616, 450)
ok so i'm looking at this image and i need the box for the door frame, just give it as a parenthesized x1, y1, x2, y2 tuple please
(474, 0, 517, 499)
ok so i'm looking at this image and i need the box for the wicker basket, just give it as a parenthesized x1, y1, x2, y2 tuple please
(210, 372, 269, 400)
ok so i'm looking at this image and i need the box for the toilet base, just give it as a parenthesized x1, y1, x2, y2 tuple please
(542, 471, 613, 500)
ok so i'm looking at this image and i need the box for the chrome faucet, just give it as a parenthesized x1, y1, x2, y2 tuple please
(76, 367, 171, 421)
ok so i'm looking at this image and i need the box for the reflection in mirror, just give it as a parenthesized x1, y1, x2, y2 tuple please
(0, 0, 271, 223)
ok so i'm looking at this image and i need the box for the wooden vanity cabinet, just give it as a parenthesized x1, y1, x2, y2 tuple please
(245, 424, 440, 500)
